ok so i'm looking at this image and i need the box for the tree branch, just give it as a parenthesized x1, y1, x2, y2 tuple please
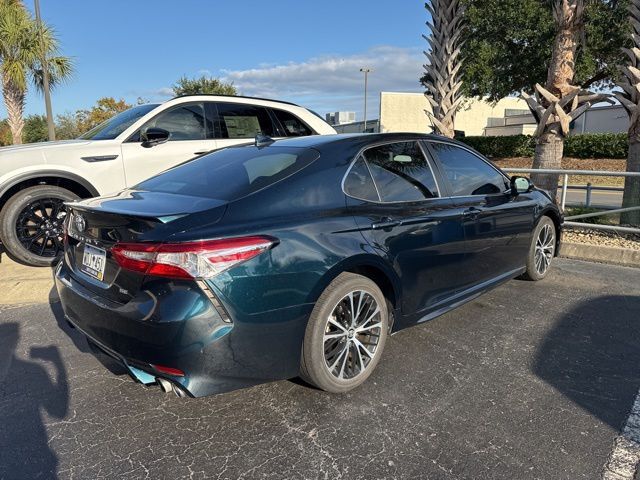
(579, 69, 609, 89)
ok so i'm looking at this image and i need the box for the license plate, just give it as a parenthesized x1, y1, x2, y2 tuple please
(81, 244, 106, 281)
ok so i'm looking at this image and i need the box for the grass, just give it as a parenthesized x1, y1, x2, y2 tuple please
(564, 206, 620, 225)
(492, 157, 626, 187)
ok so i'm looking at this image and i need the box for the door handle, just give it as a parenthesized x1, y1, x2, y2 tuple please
(194, 150, 210, 155)
(371, 218, 400, 230)
(462, 207, 483, 219)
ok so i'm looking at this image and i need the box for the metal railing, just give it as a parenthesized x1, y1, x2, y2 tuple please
(502, 168, 640, 234)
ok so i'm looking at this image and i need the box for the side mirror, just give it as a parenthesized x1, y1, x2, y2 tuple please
(141, 127, 170, 148)
(511, 176, 533, 195)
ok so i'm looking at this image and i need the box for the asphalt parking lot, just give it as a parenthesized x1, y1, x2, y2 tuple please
(1, 258, 639, 480)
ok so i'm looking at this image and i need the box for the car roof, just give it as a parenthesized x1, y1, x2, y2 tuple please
(172, 94, 300, 107)
(263, 132, 466, 150)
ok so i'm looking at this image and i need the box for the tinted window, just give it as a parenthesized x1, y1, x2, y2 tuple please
(145, 103, 207, 141)
(136, 146, 319, 201)
(214, 102, 276, 138)
(272, 109, 313, 137)
(80, 104, 158, 140)
(344, 157, 379, 201)
(362, 142, 438, 202)
(429, 143, 508, 196)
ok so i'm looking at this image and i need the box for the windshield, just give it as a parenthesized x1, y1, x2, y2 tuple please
(79, 104, 158, 140)
(136, 146, 320, 202)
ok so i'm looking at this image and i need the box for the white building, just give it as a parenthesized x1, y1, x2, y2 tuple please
(484, 104, 628, 136)
(331, 92, 629, 137)
(325, 111, 356, 126)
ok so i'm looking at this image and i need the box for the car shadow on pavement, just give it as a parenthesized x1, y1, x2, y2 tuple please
(49, 286, 91, 354)
(0, 322, 69, 479)
(49, 286, 128, 376)
(533, 295, 640, 432)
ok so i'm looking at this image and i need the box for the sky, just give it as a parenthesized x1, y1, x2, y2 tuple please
(7, 0, 429, 122)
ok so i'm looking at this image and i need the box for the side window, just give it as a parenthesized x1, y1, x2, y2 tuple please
(344, 156, 379, 202)
(429, 143, 508, 196)
(145, 103, 206, 141)
(271, 109, 313, 137)
(214, 102, 276, 139)
(362, 141, 439, 202)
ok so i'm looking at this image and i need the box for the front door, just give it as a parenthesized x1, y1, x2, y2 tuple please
(427, 141, 536, 290)
(120, 102, 217, 187)
(344, 141, 468, 321)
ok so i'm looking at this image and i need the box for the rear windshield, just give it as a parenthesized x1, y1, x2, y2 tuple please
(136, 146, 320, 201)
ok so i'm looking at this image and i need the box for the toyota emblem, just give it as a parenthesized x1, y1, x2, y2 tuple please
(74, 214, 86, 233)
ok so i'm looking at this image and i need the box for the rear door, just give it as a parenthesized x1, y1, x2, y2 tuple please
(426, 141, 536, 289)
(344, 140, 467, 319)
(120, 101, 217, 186)
(211, 102, 280, 149)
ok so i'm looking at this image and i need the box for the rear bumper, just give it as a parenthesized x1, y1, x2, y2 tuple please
(55, 261, 313, 397)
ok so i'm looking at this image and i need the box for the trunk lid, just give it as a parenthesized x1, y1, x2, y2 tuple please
(64, 190, 227, 303)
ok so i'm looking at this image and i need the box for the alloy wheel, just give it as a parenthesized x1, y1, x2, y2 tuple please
(15, 198, 66, 258)
(534, 223, 555, 276)
(323, 290, 383, 380)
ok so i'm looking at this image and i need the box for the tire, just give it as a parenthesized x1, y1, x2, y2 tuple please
(0, 185, 79, 267)
(521, 216, 557, 281)
(300, 272, 389, 393)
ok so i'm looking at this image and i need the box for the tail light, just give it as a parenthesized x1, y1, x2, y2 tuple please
(112, 236, 276, 279)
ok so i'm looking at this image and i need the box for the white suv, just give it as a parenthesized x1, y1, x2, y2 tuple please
(0, 95, 336, 266)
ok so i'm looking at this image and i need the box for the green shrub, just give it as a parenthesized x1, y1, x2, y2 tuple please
(461, 135, 535, 158)
(461, 132, 628, 159)
(563, 133, 627, 159)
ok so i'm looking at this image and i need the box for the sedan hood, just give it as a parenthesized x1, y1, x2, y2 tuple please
(67, 189, 228, 220)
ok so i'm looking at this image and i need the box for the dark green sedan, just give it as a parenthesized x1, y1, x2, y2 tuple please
(55, 133, 562, 397)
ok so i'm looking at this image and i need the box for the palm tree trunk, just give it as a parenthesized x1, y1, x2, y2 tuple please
(621, 137, 640, 225)
(531, 132, 564, 192)
(616, 0, 640, 226)
(423, 0, 465, 138)
(545, 2, 581, 98)
(530, 0, 583, 200)
(2, 75, 26, 145)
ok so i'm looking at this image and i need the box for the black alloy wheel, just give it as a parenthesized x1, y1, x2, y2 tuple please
(0, 185, 79, 266)
(15, 197, 66, 258)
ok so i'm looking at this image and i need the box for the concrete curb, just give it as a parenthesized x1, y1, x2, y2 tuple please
(560, 242, 640, 268)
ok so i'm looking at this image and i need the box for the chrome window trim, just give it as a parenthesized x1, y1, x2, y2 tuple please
(341, 139, 442, 205)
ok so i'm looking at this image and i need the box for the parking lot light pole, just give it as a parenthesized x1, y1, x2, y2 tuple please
(34, 0, 56, 141)
(360, 68, 371, 133)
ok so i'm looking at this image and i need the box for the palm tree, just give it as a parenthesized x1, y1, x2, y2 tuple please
(521, 0, 610, 199)
(0, 0, 72, 144)
(615, 0, 640, 226)
(423, 0, 465, 138)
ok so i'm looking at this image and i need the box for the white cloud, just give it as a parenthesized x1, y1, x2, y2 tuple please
(220, 46, 423, 120)
(155, 87, 174, 97)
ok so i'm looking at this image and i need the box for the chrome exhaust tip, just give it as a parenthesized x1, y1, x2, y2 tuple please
(173, 385, 187, 398)
(158, 378, 172, 393)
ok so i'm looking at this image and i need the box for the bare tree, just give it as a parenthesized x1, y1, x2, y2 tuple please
(522, 0, 610, 198)
(614, 0, 640, 226)
(423, 0, 465, 138)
